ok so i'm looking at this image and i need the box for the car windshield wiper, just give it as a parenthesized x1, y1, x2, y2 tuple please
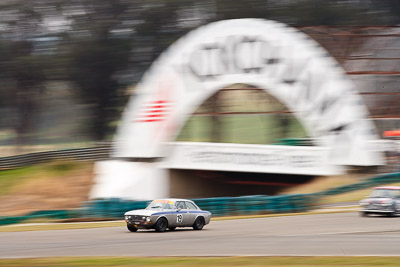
(151, 206, 161, 209)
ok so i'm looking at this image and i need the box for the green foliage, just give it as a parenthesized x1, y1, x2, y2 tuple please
(176, 115, 306, 144)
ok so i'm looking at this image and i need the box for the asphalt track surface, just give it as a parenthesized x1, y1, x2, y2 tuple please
(2, 212, 400, 258)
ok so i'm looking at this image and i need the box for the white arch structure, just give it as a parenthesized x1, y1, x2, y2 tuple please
(91, 19, 384, 200)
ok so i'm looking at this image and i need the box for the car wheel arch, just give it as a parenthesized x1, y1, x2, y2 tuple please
(193, 216, 205, 230)
(155, 216, 169, 226)
(194, 215, 205, 221)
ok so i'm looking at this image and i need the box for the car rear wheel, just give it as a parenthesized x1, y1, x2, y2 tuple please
(155, 218, 168, 232)
(394, 205, 400, 216)
(386, 212, 395, 217)
(127, 224, 138, 232)
(193, 217, 205, 230)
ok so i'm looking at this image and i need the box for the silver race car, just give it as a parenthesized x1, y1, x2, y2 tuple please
(124, 198, 212, 232)
(359, 186, 400, 217)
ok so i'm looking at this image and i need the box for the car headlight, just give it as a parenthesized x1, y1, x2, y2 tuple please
(146, 217, 151, 222)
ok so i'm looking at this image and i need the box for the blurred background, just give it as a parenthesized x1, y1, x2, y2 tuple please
(1, 0, 400, 156)
(2, 0, 400, 217)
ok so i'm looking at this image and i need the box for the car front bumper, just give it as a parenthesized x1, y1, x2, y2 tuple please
(125, 217, 154, 229)
(360, 205, 395, 213)
(127, 220, 154, 229)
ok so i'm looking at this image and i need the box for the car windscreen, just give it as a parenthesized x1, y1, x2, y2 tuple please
(146, 200, 173, 210)
(370, 189, 400, 198)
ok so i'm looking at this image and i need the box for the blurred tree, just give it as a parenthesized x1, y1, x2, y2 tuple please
(0, 1, 47, 147)
(212, 0, 391, 26)
(214, 0, 272, 20)
(281, 0, 364, 25)
(368, 0, 400, 24)
(58, 0, 133, 140)
(61, 0, 197, 140)
(9, 41, 45, 146)
(134, 0, 182, 61)
(1, 0, 400, 147)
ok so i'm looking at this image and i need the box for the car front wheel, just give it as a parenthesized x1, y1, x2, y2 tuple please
(127, 224, 138, 232)
(360, 211, 369, 217)
(155, 218, 168, 232)
(193, 217, 205, 230)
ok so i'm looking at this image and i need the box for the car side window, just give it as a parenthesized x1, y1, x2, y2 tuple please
(186, 202, 197, 210)
(164, 203, 173, 209)
(175, 201, 187, 210)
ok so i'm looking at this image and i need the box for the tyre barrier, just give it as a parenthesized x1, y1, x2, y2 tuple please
(274, 138, 313, 146)
(0, 210, 70, 226)
(82, 194, 315, 219)
(1, 172, 400, 226)
(0, 194, 314, 226)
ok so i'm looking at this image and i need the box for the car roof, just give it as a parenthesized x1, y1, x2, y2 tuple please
(374, 186, 400, 190)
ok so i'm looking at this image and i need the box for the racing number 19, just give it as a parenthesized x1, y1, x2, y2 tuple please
(177, 214, 183, 223)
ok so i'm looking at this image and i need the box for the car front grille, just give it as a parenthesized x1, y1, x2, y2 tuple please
(367, 204, 392, 210)
(127, 215, 142, 221)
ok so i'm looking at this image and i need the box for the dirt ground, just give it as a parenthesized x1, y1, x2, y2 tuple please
(281, 173, 366, 195)
(0, 163, 94, 216)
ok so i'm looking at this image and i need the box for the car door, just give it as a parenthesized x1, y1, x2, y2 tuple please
(162, 202, 177, 227)
(175, 201, 190, 226)
(185, 201, 198, 225)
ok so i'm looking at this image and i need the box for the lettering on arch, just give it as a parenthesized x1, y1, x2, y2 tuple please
(114, 19, 383, 167)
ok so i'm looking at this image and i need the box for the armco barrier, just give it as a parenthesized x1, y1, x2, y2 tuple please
(0, 138, 313, 170)
(2, 172, 400, 226)
(0, 144, 111, 170)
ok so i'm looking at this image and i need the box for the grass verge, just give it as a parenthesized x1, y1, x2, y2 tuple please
(321, 182, 400, 204)
(1, 257, 400, 266)
(0, 161, 88, 196)
(0, 161, 94, 216)
(0, 221, 125, 232)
